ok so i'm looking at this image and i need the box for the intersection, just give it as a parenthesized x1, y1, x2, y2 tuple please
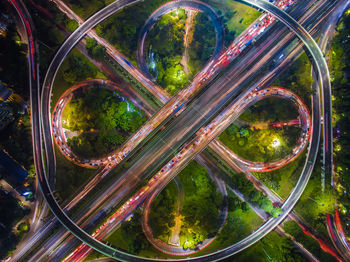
(5, 0, 349, 261)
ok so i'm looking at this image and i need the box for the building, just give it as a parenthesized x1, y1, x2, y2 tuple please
(0, 101, 14, 130)
(0, 81, 27, 113)
(0, 12, 11, 38)
(0, 81, 13, 101)
(0, 150, 32, 198)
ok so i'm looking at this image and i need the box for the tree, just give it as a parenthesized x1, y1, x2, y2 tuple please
(63, 55, 96, 84)
(0, 189, 30, 259)
(64, 88, 146, 158)
(92, 45, 106, 60)
(85, 38, 97, 51)
(65, 19, 79, 32)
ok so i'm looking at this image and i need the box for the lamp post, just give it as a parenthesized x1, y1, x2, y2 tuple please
(307, 196, 324, 206)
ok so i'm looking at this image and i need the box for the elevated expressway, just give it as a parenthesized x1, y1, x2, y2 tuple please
(51, 0, 170, 104)
(51, 0, 223, 170)
(43, 1, 330, 260)
(213, 87, 311, 173)
(10, 0, 335, 261)
(63, 0, 330, 257)
(49, 0, 302, 202)
(55, 85, 311, 258)
(45, 0, 304, 240)
(47, 0, 328, 258)
(52, 79, 130, 168)
(140, 86, 310, 257)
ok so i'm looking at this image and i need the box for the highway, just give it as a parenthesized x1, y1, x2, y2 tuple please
(31, 22, 324, 260)
(6, 0, 266, 257)
(4, 0, 54, 261)
(6, 0, 50, 238)
(27, 2, 334, 262)
(0, 1, 304, 262)
(49, 0, 274, 185)
(211, 86, 311, 173)
(48, 0, 300, 212)
(59, 0, 331, 260)
(328, 210, 350, 260)
(52, 0, 170, 104)
(49, 0, 303, 189)
(32, 0, 306, 258)
(9, 0, 336, 261)
(3, 1, 83, 262)
(197, 152, 322, 262)
(37, 0, 332, 260)
(215, 132, 343, 261)
(66, 80, 319, 261)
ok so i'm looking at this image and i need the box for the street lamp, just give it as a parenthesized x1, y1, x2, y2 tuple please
(272, 138, 280, 148)
(307, 196, 324, 206)
(262, 247, 272, 261)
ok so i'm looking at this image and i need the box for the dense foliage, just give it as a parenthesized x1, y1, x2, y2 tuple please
(105, 211, 150, 255)
(220, 96, 301, 163)
(54, 151, 97, 200)
(65, 88, 146, 158)
(189, 12, 217, 74)
(149, 182, 176, 241)
(328, 11, 350, 235)
(0, 189, 30, 259)
(64, 0, 109, 19)
(284, 221, 337, 261)
(27, 0, 70, 73)
(240, 97, 298, 123)
(148, 161, 223, 249)
(203, 0, 260, 46)
(258, 231, 306, 262)
(273, 53, 313, 108)
(179, 161, 223, 249)
(147, 10, 188, 95)
(85, 38, 107, 60)
(147, 10, 219, 95)
(220, 124, 300, 163)
(118, 211, 150, 254)
(96, 0, 169, 60)
(0, 22, 28, 99)
(230, 172, 282, 217)
(222, 231, 305, 262)
(217, 190, 254, 244)
(63, 55, 97, 84)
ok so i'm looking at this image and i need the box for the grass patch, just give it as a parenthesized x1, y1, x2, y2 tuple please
(222, 231, 305, 262)
(224, 1, 261, 35)
(205, 0, 261, 39)
(64, 0, 107, 20)
(54, 144, 97, 201)
(63, 87, 146, 159)
(254, 150, 306, 200)
(219, 124, 300, 163)
(213, 189, 262, 250)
